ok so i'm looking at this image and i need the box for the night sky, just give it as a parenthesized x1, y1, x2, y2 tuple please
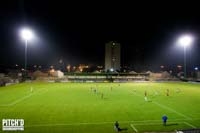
(0, 1, 200, 71)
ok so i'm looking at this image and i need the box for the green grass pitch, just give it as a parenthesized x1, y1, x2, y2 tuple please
(0, 82, 200, 133)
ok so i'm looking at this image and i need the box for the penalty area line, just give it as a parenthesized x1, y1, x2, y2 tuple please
(0, 93, 33, 107)
(0, 88, 48, 107)
(153, 101, 192, 120)
(184, 122, 196, 128)
(130, 91, 192, 120)
(130, 124, 138, 132)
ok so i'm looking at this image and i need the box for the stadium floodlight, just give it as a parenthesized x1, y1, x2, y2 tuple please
(21, 28, 34, 41)
(20, 28, 34, 77)
(177, 34, 194, 79)
(177, 35, 194, 47)
(110, 68, 114, 72)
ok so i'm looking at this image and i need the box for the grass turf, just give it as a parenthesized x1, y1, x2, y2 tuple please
(0, 82, 200, 133)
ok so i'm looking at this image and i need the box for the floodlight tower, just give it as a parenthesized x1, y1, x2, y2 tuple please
(20, 28, 34, 77)
(177, 34, 194, 79)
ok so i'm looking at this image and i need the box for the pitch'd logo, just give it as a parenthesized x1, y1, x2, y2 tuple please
(2, 119, 24, 131)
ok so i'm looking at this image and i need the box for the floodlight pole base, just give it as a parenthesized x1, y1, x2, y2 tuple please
(184, 46, 187, 79)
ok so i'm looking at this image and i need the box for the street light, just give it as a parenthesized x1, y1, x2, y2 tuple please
(20, 28, 34, 77)
(177, 34, 194, 79)
(194, 67, 198, 71)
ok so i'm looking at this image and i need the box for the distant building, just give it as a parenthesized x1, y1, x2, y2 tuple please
(50, 70, 64, 78)
(105, 41, 121, 71)
(32, 70, 48, 78)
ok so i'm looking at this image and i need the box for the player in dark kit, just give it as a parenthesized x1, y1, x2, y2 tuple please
(162, 115, 168, 126)
(145, 90, 147, 96)
(114, 121, 121, 132)
(144, 90, 148, 101)
(101, 93, 104, 99)
(166, 89, 169, 96)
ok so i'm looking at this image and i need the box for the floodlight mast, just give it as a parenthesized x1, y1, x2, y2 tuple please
(177, 35, 194, 79)
(25, 39, 27, 76)
(20, 28, 34, 78)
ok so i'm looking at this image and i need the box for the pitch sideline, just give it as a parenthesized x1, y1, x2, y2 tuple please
(24, 118, 200, 127)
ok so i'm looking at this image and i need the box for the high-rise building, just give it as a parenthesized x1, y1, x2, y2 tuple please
(105, 41, 121, 71)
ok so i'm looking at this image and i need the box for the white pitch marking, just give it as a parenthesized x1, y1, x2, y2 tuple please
(0, 93, 33, 107)
(130, 124, 138, 132)
(0, 88, 48, 107)
(153, 101, 191, 120)
(184, 122, 196, 128)
(130, 91, 192, 120)
(133, 121, 181, 125)
(9, 93, 33, 106)
(24, 119, 200, 128)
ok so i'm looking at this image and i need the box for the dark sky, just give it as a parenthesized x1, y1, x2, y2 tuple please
(0, 1, 200, 70)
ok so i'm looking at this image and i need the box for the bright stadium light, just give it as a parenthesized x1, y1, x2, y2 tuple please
(177, 34, 194, 79)
(21, 28, 34, 41)
(177, 35, 194, 47)
(20, 27, 35, 78)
